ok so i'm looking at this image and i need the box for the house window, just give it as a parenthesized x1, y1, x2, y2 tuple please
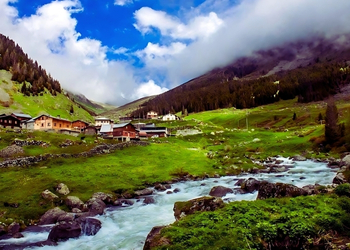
(9, 120, 12, 124)
(5, 120, 7, 123)
(54, 123, 56, 126)
(67, 125, 69, 128)
(41, 123, 44, 127)
(14, 121, 17, 124)
(59, 124, 62, 127)
(48, 123, 51, 126)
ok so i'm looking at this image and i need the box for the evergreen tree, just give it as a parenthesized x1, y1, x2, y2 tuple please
(325, 99, 340, 144)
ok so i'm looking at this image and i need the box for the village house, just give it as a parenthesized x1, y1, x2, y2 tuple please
(71, 120, 89, 132)
(95, 117, 113, 127)
(139, 126, 168, 138)
(0, 114, 21, 129)
(84, 126, 97, 135)
(113, 123, 138, 141)
(24, 115, 72, 131)
(146, 111, 158, 119)
(99, 124, 113, 138)
(162, 113, 181, 121)
(11, 113, 32, 122)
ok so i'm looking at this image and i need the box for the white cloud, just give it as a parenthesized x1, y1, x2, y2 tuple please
(114, 0, 133, 6)
(136, 42, 186, 66)
(132, 80, 168, 100)
(137, 0, 350, 88)
(134, 7, 223, 40)
(113, 47, 129, 54)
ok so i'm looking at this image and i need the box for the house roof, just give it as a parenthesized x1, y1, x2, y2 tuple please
(72, 120, 89, 125)
(140, 127, 167, 133)
(95, 117, 112, 121)
(33, 114, 71, 122)
(11, 113, 32, 119)
(113, 122, 134, 129)
(100, 124, 113, 133)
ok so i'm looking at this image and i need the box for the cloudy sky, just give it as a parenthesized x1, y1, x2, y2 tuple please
(1, 0, 350, 105)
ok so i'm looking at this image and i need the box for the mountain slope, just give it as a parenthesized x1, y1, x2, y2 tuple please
(0, 70, 94, 122)
(131, 35, 350, 117)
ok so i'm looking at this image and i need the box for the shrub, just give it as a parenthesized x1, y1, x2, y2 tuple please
(334, 183, 350, 197)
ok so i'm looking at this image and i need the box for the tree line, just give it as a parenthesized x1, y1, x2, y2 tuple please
(0, 34, 61, 96)
(131, 61, 350, 118)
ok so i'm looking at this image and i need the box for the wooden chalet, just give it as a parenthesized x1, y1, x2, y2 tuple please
(113, 122, 138, 141)
(146, 111, 158, 119)
(26, 115, 72, 131)
(72, 120, 89, 132)
(139, 127, 168, 138)
(0, 114, 21, 129)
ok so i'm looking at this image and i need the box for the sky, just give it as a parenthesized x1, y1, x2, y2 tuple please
(1, 0, 350, 105)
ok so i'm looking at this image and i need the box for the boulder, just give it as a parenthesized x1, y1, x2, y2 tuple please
(154, 184, 167, 191)
(92, 192, 114, 204)
(48, 221, 81, 242)
(257, 181, 308, 200)
(56, 183, 70, 196)
(209, 186, 233, 197)
(173, 188, 180, 193)
(292, 155, 307, 161)
(0, 145, 24, 158)
(39, 207, 67, 225)
(341, 154, 350, 167)
(0, 225, 6, 236)
(65, 196, 84, 210)
(12, 232, 24, 238)
(173, 196, 224, 221)
(234, 179, 245, 186)
(41, 190, 59, 201)
(77, 217, 102, 236)
(113, 199, 134, 206)
(85, 198, 106, 215)
(241, 178, 261, 193)
(333, 172, 347, 184)
(143, 197, 155, 205)
(72, 208, 82, 213)
(302, 185, 320, 195)
(7, 222, 20, 235)
(135, 188, 153, 196)
(143, 226, 170, 250)
(57, 213, 75, 223)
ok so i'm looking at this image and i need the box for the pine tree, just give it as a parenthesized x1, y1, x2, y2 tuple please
(325, 99, 340, 144)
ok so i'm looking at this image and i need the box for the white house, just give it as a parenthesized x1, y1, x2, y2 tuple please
(162, 113, 180, 121)
(95, 117, 113, 127)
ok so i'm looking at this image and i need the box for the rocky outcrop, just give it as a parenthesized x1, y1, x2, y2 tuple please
(341, 154, 350, 167)
(85, 198, 106, 216)
(173, 196, 224, 221)
(292, 155, 307, 161)
(135, 188, 153, 196)
(41, 190, 59, 201)
(92, 192, 114, 204)
(48, 221, 81, 242)
(114, 199, 134, 206)
(0, 145, 24, 159)
(240, 178, 261, 193)
(209, 186, 233, 197)
(65, 196, 84, 210)
(143, 197, 155, 205)
(13, 139, 49, 147)
(333, 172, 347, 184)
(56, 183, 70, 196)
(143, 226, 170, 250)
(39, 207, 67, 225)
(77, 217, 102, 236)
(7, 222, 20, 236)
(257, 182, 308, 200)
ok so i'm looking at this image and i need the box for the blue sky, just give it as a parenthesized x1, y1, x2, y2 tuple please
(1, 0, 350, 105)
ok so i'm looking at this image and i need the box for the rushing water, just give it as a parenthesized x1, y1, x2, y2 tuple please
(0, 158, 339, 250)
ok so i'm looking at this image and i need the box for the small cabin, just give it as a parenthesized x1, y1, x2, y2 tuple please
(0, 115, 21, 129)
(146, 111, 158, 119)
(162, 113, 180, 121)
(95, 117, 113, 127)
(113, 123, 138, 141)
(72, 120, 89, 132)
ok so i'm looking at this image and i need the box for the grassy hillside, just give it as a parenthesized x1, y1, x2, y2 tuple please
(0, 70, 94, 122)
(101, 95, 156, 121)
(1, 97, 349, 225)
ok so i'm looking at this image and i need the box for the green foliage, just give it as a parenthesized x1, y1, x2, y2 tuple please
(325, 99, 340, 144)
(158, 195, 350, 250)
(335, 183, 350, 197)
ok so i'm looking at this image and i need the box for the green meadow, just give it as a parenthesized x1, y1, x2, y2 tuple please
(0, 97, 348, 227)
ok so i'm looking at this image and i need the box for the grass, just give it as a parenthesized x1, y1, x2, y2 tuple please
(0, 70, 94, 122)
(0, 96, 348, 227)
(157, 194, 350, 250)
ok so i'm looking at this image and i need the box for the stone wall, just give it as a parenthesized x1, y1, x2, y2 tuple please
(0, 141, 149, 168)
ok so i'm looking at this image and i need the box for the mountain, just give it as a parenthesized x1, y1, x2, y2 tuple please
(0, 34, 94, 122)
(100, 95, 155, 121)
(131, 35, 350, 118)
(65, 90, 116, 116)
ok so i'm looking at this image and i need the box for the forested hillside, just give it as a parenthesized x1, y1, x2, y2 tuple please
(132, 38, 350, 117)
(0, 34, 61, 96)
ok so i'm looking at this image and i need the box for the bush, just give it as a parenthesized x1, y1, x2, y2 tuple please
(334, 183, 350, 197)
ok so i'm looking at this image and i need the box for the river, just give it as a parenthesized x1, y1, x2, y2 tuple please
(0, 157, 338, 250)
